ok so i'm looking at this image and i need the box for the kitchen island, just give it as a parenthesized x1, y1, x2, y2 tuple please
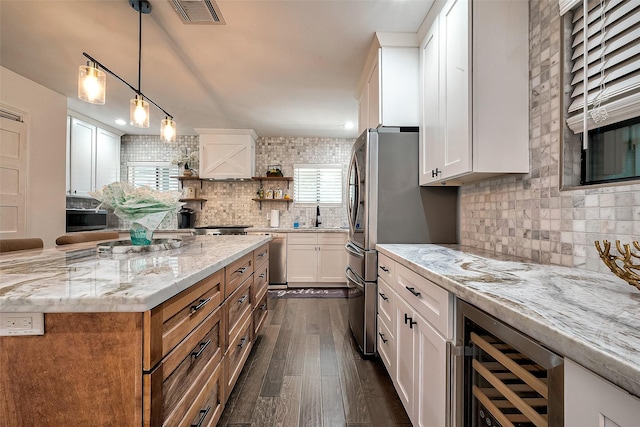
(377, 243, 640, 425)
(0, 234, 271, 426)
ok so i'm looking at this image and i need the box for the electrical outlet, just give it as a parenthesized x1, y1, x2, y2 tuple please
(266, 212, 270, 220)
(0, 312, 44, 336)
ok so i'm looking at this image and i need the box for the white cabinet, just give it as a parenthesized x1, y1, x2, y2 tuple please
(379, 256, 453, 427)
(565, 359, 640, 427)
(419, 0, 529, 186)
(287, 232, 347, 286)
(197, 128, 257, 179)
(357, 33, 419, 134)
(67, 117, 120, 197)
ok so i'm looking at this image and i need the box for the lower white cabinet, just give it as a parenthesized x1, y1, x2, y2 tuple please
(565, 358, 640, 427)
(287, 232, 347, 286)
(379, 256, 452, 427)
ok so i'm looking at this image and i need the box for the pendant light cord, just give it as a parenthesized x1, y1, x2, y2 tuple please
(137, 0, 142, 96)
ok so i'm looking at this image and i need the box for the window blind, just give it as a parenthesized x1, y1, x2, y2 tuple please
(128, 162, 179, 192)
(565, 0, 640, 134)
(293, 164, 343, 206)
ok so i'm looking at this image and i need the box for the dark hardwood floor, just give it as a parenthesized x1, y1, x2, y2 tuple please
(218, 295, 411, 427)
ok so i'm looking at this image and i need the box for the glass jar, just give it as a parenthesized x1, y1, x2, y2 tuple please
(265, 188, 274, 199)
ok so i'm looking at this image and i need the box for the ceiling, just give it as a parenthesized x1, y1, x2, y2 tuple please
(0, 0, 434, 139)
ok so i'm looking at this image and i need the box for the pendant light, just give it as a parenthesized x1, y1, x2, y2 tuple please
(77, 0, 176, 138)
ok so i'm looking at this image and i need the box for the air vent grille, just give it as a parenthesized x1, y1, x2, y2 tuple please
(168, 0, 225, 25)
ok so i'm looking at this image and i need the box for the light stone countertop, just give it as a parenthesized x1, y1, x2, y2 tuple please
(0, 235, 271, 313)
(250, 227, 348, 233)
(376, 243, 640, 398)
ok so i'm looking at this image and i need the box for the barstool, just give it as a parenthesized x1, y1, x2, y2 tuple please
(55, 231, 120, 246)
(0, 238, 44, 252)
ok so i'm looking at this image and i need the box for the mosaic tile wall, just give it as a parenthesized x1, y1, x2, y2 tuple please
(119, 135, 353, 230)
(459, 0, 640, 274)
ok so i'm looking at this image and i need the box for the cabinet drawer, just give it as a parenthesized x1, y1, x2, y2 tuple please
(317, 233, 346, 245)
(395, 263, 452, 339)
(378, 253, 395, 285)
(225, 253, 253, 298)
(145, 270, 223, 370)
(252, 292, 268, 339)
(224, 313, 252, 397)
(225, 279, 252, 350)
(288, 232, 317, 245)
(377, 314, 395, 376)
(253, 243, 269, 269)
(251, 261, 268, 308)
(179, 361, 224, 427)
(377, 277, 395, 335)
(147, 307, 224, 426)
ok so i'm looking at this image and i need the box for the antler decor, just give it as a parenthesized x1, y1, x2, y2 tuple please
(594, 240, 640, 291)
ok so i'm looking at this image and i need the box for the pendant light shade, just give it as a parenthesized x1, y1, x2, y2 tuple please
(130, 95, 149, 128)
(78, 61, 106, 104)
(160, 117, 177, 143)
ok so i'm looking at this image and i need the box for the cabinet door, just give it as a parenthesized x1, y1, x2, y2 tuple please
(358, 87, 368, 135)
(440, 0, 471, 180)
(69, 118, 95, 197)
(286, 244, 317, 282)
(565, 359, 640, 427)
(317, 244, 347, 283)
(95, 128, 120, 190)
(420, 16, 442, 185)
(199, 136, 255, 179)
(414, 312, 448, 427)
(394, 295, 415, 418)
(367, 56, 381, 129)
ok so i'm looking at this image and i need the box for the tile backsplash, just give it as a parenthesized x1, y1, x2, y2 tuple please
(118, 134, 353, 230)
(458, 0, 640, 274)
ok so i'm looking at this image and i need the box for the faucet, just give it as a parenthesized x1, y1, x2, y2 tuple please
(315, 205, 321, 227)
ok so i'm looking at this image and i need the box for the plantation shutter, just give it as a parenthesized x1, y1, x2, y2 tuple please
(293, 164, 343, 206)
(564, 0, 640, 134)
(128, 162, 180, 192)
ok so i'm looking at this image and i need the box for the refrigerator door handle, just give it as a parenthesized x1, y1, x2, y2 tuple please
(345, 241, 364, 258)
(345, 266, 364, 286)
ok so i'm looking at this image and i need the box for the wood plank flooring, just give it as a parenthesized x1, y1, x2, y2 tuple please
(218, 296, 411, 427)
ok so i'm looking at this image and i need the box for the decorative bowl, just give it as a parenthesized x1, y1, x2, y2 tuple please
(594, 240, 640, 291)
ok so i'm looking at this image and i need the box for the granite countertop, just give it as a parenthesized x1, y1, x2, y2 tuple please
(376, 243, 640, 398)
(0, 235, 271, 313)
(250, 227, 348, 233)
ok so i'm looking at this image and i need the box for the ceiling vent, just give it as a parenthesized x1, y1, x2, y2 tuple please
(168, 0, 226, 25)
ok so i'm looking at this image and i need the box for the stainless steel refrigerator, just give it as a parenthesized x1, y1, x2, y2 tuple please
(345, 127, 458, 356)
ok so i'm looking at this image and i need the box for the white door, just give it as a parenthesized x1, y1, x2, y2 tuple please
(95, 128, 120, 190)
(286, 244, 317, 283)
(367, 57, 380, 129)
(317, 244, 347, 283)
(414, 312, 448, 427)
(69, 118, 95, 197)
(420, 16, 442, 185)
(394, 296, 415, 419)
(441, 0, 471, 179)
(0, 114, 28, 238)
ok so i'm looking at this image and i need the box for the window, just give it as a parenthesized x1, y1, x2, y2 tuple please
(562, 0, 640, 185)
(127, 162, 179, 191)
(293, 164, 343, 206)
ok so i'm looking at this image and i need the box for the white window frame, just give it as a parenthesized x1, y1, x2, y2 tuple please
(127, 161, 179, 192)
(293, 163, 344, 207)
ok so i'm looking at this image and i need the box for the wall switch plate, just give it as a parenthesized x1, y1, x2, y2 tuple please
(0, 312, 44, 336)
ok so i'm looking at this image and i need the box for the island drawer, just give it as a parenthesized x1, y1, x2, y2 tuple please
(145, 269, 223, 370)
(225, 253, 254, 298)
(225, 279, 252, 351)
(224, 312, 252, 398)
(145, 306, 223, 426)
(253, 243, 269, 269)
(252, 292, 268, 339)
(252, 261, 268, 308)
(178, 360, 224, 427)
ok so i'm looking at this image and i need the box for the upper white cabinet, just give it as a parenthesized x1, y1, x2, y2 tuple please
(67, 116, 120, 197)
(357, 33, 420, 134)
(565, 358, 640, 427)
(197, 128, 257, 179)
(419, 0, 529, 185)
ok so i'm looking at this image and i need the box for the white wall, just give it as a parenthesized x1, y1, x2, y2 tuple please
(0, 66, 67, 247)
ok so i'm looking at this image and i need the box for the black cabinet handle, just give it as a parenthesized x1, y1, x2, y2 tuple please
(257, 252, 266, 258)
(191, 405, 211, 427)
(379, 332, 388, 343)
(259, 273, 266, 279)
(236, 266, 248, 274)
(260, 303, 267, 310)
(405, 286, 421, 297)
(432, 168, 442, 178)
(380, 265, 390, 273)
(378, 292, 389, 301)
(238, 336, 248, 349)
(190, 297, 211, 313)
(238, 294, 248, 304)
(191, 339, 211, 359)
(404, 313, 416, 328)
